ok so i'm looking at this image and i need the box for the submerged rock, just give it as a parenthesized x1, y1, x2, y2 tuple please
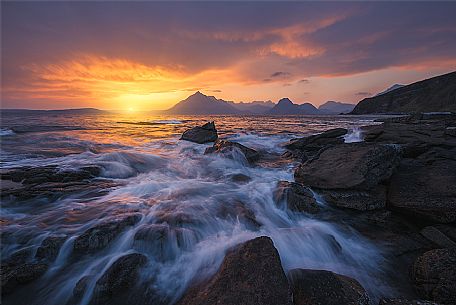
(388, 159, 456, 223)
(35, 235, 67, 261)
(411, 248, 456, 304)
(73, 213, 142, 254)
(204, 140, 260, 163)
(216, 200, 261, 230)
(273, 181, 319, 214)
(177, 236, 292, 305)
(180, 122, 218, 144)
(133, 224, 198, 261)
(288, 269, 369, 305)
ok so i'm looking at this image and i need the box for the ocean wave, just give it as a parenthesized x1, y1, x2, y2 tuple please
(151, 120, 183, 124)
(0, 128, 15, 136)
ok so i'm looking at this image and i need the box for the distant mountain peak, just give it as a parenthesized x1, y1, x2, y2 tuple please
(278, 98, 293, 105)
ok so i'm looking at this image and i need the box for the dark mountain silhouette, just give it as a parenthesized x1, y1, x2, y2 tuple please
(375, 84, 404, 96)
(267, 98, 320, 115)
(230, 101, 275, 114)
(351, 71, 456, 114)
(318, 101, 355, 114)
(165, 91, 242, 115)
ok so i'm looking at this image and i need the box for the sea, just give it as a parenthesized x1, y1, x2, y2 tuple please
(1, 112, 398, 305)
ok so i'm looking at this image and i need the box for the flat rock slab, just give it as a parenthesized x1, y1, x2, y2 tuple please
(388, 159, 456, 223)
(295, 143, 401, 190)
(177, 236, 292, 305)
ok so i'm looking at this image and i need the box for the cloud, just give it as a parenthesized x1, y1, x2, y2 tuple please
(298, 79, 310, 84)
(271, 71, 291, 78)
(355, 91, 372, 97)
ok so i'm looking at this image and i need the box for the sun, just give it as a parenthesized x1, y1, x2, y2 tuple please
(127, 107, 135, 112)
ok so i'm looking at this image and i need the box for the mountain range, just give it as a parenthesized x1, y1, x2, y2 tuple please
(164, 92, 355, 115)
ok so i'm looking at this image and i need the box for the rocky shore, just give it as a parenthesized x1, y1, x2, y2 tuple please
(1, 115, 455, 305)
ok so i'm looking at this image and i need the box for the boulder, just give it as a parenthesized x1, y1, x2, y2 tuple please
(180, 122, 218, 144)
(35, 235, 67, 261)
(378, 299, 441, 305)
(388, 159, 456, 223)
(411, 248, 456, 304)
(73, 214, 142, 254)
(295, 143, 401, 190)
(273, 181, 320, 214)
(229, 173, 251, 184)
(288, 269, 369, 305)
(177, 236, 292, 305)
(205, 140, 260, 163)
(90, 253, 148, 305)
(1, 257, 48, 295)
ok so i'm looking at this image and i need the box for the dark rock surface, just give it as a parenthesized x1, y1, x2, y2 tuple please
(378, 299, 441, 305)
(216, 201, 261, 230)
(0, 165, 118, 200)
(288, 268, 369, 305)
(205, 140, 260, 163)
(35, 235, 67, 261)
(180, 121, 218, 144)
(90, 253, 148, 305)
(351, 71, 456, 114)
(177, 236, 292, 305)
(285, 128, 348, 151)
(295, 143, 401, 190)
(294, 143, 400, 211)
(388, 159, 456, 223)
(273, 181, 320, 214)
(73, 213, 142, 254)
(411, 248, 456, 304)
(1, 249, 49, 295)
(420, 226, 456, 248)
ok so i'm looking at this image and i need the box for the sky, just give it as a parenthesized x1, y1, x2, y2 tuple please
(2, 1, 456, 111)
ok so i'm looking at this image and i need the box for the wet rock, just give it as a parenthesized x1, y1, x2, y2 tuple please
(411, 248, 456, 304)
(420, 227, 456, 248)
(318, 186, 386, 211)
(288, 269, 369, 305)
(388, 159, 456, 223)
(285, 128, 348, 151)
(133, 224, 198, 260)
(177, 236, 292, 305)
(73, 213, 142, 254)
(90, 253, 148, 305)
(378, 299, 441, 305)
(217, 201, 261, 229)
(35, 235, 67, 261)
(295, 143, 401, 190)
(294, 143, 400, 211)
(1, 260, 48, 295)
(72, 275, 91, 302)
(205, 140, 260, 163)
(230, 173, 251, 184)
(180, 121, 218, 144)
(273, 181, 319, 214)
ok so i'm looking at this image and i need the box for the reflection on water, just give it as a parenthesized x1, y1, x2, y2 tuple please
(1, 113, 390, 305)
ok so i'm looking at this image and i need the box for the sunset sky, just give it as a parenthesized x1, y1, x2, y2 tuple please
(2, 2, 456, 111)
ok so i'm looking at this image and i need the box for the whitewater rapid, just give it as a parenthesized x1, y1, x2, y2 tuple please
(1, 116, 391, 305)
